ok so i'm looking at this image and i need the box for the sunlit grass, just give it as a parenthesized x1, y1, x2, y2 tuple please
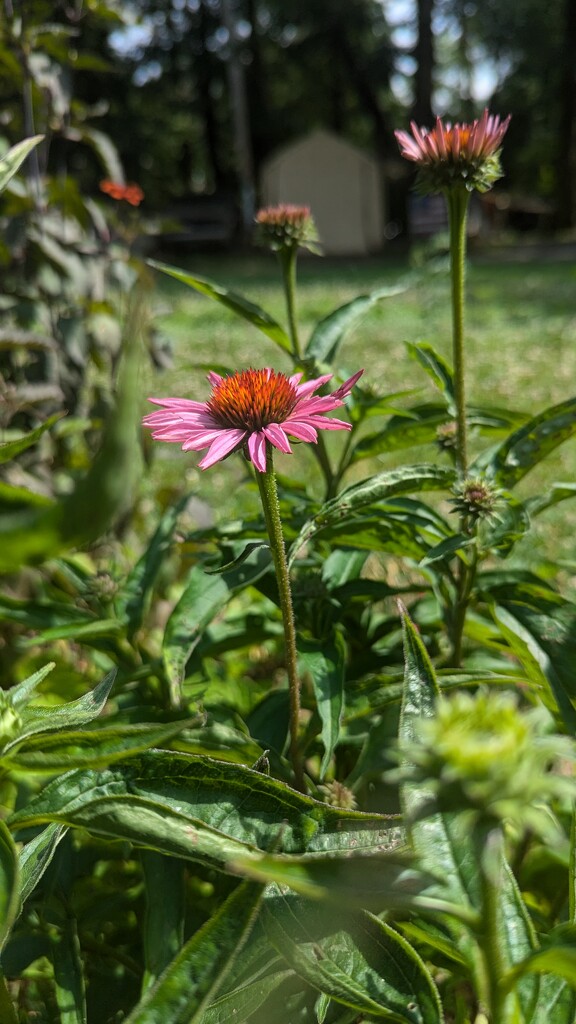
(145, 250, 576, 578)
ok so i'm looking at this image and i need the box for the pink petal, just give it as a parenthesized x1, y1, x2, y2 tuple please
(207, 371, 223, 387)
(197, 428, 246, 469)
(283, 419, 318, 443)
(182, 428, 237, 451)
(263, 423, 292, 454)
(247, 431, 267, 472)
(306, 415, 352, 431)
(147, 397, 209, 412)
(294, 373, 333, 400)
(331, 369, 364, 399)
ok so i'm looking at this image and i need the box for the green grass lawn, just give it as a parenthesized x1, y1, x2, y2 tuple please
(146, 248, 576, 578)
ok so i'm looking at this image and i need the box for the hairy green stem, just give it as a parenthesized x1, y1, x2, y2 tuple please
(445, 186, 473, 666)
(256, 447, 305, 791)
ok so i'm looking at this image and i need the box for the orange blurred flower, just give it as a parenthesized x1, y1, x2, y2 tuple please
(100, 180, 144, 206)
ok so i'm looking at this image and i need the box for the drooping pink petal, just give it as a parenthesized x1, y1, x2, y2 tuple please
(293, 374, 333, 399)
(283, 419, 318, 443)
(182, 427, 243, 452)
(198, 428, 247, 469)
(247, 430, 267, 472)
(263, 423, 293, 454)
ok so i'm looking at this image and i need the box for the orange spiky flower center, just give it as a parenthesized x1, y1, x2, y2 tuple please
(207, 369, 299, 430)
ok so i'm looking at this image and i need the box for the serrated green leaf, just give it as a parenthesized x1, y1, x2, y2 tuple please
(9, 751, 397, 869)
(125, 880, 265, 1024)
(289, 466, 454, 565)
(264, 895, 442, 1023)
(305, 284, 408, 364)
(11, 670, 115, 745)
(482, 397, 576, 489)
(149, 260, 292, 353)
(0, 135, 44, 192)
(351, 405, 449, 462)
(298, 636, 345, 779)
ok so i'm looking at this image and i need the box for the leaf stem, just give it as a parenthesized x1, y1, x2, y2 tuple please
(256, 447, 305, 792)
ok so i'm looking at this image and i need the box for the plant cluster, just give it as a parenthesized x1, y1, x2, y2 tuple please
(1, 112, 576, 1024)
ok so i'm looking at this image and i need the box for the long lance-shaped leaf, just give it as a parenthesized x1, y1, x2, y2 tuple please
(9, 751, 397, 870)
(0, 135, 44, 192)
(228, 849, 428, 913)
(162, 568, 232, 706)
(305, 284, 408, 364)
(398, 608, 480, 960)
(116, 493, 191, 636)
(4, 720, 198, 772)
(263, 893, 442, 1023)
(0, 413, 62, 465)
(148, 259, 292, 353)
(289, 465, 454, 565)
(6, 670, 116, 748)
(406, 340, 455, 409)
(125, 880, 265, 1024)
(18, 824, 67, 907)
(298, 635, 345, 780)
(480, 396, 576, 489)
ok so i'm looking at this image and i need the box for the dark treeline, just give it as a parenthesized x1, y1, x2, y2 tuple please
(1, 0, 575, 227)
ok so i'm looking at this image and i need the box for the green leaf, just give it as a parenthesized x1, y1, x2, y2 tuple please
(116, 494, 190, 636)
(9, 751, 397, 869)
(18, 823, 66, 907)
(491, 603, 576, 731)
(149, 260, 292, 353)
(141, 851, 185, 991)
(4, 720, 196, 771)
(264, 895, 442, 1023)
(0, 821, 19, 952)
(229, 849, 429, 912)
(0, 135, 44, 193)
(351, 405, 449, 462)
(482, 397, 576, 489)
(162, 569, 232, 706)
(526, 482, 576, 519)
(289, 466, 454, 565)
(406, 341, 455, 408)
(420, 533, 473, 566)
(10, 670, 115, 746)
(9, 662, 55, 708)
(0, 413, 62, 465)
(197, 938, 291, 1024)
(125, 880, 265, 1024)
(305, 284, 408, 364)
(299, 635, 345, 779)
(51, 913, 86, 1024)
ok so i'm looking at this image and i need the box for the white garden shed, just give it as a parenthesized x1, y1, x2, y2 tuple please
(260, 128, 385, 256)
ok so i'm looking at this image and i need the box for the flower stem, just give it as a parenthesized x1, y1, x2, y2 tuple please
(446, 186, 472, 667)
(475, 828, 515, 1024)
(446, 186, 470, 480)
(256, 446, 305, 792)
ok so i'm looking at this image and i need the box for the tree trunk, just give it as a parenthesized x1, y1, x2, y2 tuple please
(412, 0, 434, 126)
(555, 0, 576, 227)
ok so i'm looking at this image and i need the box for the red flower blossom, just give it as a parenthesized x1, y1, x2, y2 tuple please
(100, 180, 144, 206)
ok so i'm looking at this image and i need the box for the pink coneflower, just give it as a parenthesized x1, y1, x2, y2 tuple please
(143, 367, 363, 473)
(255, 204, 320, 252)
(395, 109, 510, 193)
